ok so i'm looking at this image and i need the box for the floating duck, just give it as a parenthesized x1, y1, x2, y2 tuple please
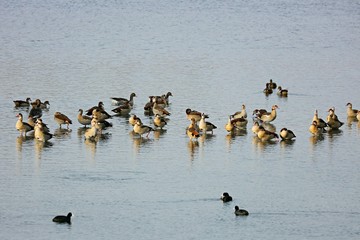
(220, 192, 233, 202)
(309, 120, 322, 135)
(52, 212, 72, 224)
(277, 86, 288, 97)
(13, 97, 31, 107)
(234, 206, 249, 216)
(279, 128, 296, 141)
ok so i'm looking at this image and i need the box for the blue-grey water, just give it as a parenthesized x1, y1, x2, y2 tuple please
(1, 0, 359, 239)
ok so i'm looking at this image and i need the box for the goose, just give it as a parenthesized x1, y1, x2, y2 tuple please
(186, 108, 208, 122)
(133, 119, 154, 138)
(31, 99, 50, 109)
(258, 105, 279, 123)
(93, 116, 112, 131)
(312, 109, 327, 129)
(220, 192, 232, 202)
(279, 128, 296, 140)
(162, 91, 173, 105)
(52, 212, 72, 224)
(309, 121, 322, 135)
(231, 104, 247, 119)
(153, 114, 167, 129)
(225, 115, 234, 132)
(326, 110, 343, 129)
(85, 101, 105, 116)
(234, 206, 249, 216)
(34, 119, 53, 142)
(84, 118, 100, 140)
(187, 118, 200, 140)
(231, 116, 248, 128)
(31, 117, 50, 133)
(54, 112, 72, 129)
(143, 97, 154, 115)
(277, 86, 288, 97)
(328, 107, 339, 121)
(29, 102, 43, 119)
(110, 92, 136, 106)
(357, 111, 360, 121)
(13, 97, 31, 107)
(152, 98, 171, 117)
(257, 126, 279, 141)
(111, 102, 132, 116)
(91, 108, 112, 121)
(199, 113, 217, 134)
(251, 121, 260, 135)
(346, 103, 358, 117)
(40, 100, 50, 109)
(16, 113, 34, 136)
(77, 109, 92, 127)
(129, 114, 140, 126)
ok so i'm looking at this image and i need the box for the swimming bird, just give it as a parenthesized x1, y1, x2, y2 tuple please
(133, 119, 154, 138)
(111, 92, 136, 106)
(346, 103, 358, 117)
(309, 120, 322, 135)
(231, 104, 247, 119)
(54, 112, 72, 129)
(267, 79, 277, 89)
(16, 113, 34, 136)
(34, 119, 53, 142)
(31, 99, 50, 109)
(52, 212, 72, 224)
(234, 206, 249, 216)
(13, 97, 31, 107)
(231, 116, 248, 128)
(277, 86, 288, 97)
(84, 118, 100, 140)
(263, 86, 273, 95)
(162, 91, 173, 105)
(85, 101, 105, 116)
(187, 118, 200, 140)
(77, 109, 92, 127)
(257, 126, 279, 141)
(257, 105, 279, 123)
(111, 102, 132, 116)
(153, 114, 167, 129)
(186, 108, 208, 122)
(220, 192, 233, 202)
(29, 101, 43, 119)
(326, 109, 343, 130)
(152, 97, 171, 117)
(279, 128, 296, 141)
(199, 113, 217, 134)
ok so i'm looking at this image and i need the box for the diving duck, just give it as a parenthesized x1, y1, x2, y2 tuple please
(279, 128, 296, 141)
(16, 113, 34, 136)
(220, 192, 233, 202)
(13, 97, 31, 107)
(54, 112, 72, 129)
(199, 113, 217, 134)
(346, 103, 358, 117)
(277, 86, 288, 97)
(77, 109, 92, 127)
(257, 126, 279, 141)
(267, 79, 277, 89)
(110, 92, 136, 107)
(52, 212, 72, 224)
(234, 206, 249, 216)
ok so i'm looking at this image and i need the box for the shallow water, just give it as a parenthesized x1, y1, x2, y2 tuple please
(0, 0, 360, 239)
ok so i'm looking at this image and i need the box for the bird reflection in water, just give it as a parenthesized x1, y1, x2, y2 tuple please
(187, 140, 199, 161)
(309, 134, 325, 146)
(84, 138, 97, 161)
(34, 140, 53, 169)
(54, 128, 72, 139)
(252, 136, 277, 152)
(153, 129, 167, 140)
(132, 136, 152, 154)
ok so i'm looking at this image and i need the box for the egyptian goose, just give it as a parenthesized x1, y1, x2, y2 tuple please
(16, 113, 34, 136)
(129, 114, 140, 126)
(30, 117, 50, 133)
(257, 126, 279, 141)
(326, 110, 343, 129)
(93, 116, 112, 131)
(110, 92, 136, 106)
(77, 109, 92, 127)
(52, 212, 72, 224)
(251, 121, 260, 135)
(39, 100, 50, 109)
(29, 101, 43, 119)
(152, 97, 171, 117)
(111, 102, 132, 116)
(225, 115, 234, 132)
(231, 116, 248, 128)
(309, 121, 322, 135)
(31, 99, 50, 109)
(162, 91, 173, 105)
(13, 97, 31, 107)
(220, 192, 232, 202)
(231, 104, 247, 119)
(257, 105, 279, 123)
(186, 108, 208, 122)
(357, 111, 360, 121)
(85, 101, 105, 116)
(91, 108, 112, 121)
(234, 206, 249, 216)
(279, 128, 296, 140)
(84, 118, 100, 140)
(277, 86, 288, 97)
(267, 79, 277, 89)
(312, 109, 327, 129)
(54, 112, 72, 129)
(133, 119, 154, 138)
(199, 113, 217, 134)
(143, 97, 154, 115)
(34, 119, 53, 142)
(328, 107, 339, 121)
(153, 114, 167, 129)
(346, 103, 358, 117)
(187, 118, 200, 140)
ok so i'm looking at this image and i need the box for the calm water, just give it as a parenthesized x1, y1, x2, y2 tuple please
(1, 0, 359, 239)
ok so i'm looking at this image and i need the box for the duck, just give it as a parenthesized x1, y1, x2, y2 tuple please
(162, 91, 173, 105)
(133, 119, 154, 138)
(263, 86, 273, 95)
(199, 113, 217, 134)
(34, 119, 53, 142)
(54, 112, 72, 129)
(312, 109, 327, 129)
(153, 114, 167, 129)
(16, 113, 34, 136)
(84, 118, 100, 140)
(129, 114, 140, 126)
(279, 128, 296, 141)
(220, 192, 233, 202)
(85, 101, 105, 116)
(143, 97, 154, 115)
(326, 109, 343, 130)
(231, 116, 248, 128)
(257, 126, 279, 141)
(31, 99, 50, 109)
(277, 86, 288, 97)
(152, 97, 171, 117)
(225, 115, 235, 132)
(77, 109, 92, 127)
(309, 120, 322, 135)
(111, 102, 132, 116)
(267, 79, 277, 89)
(234, 206, 249, 216)
(13, 97, 31, 107)
(187, 118, 200, 140)
(186, 108, 208, 122)
(346, 103, 358, 117)
(257, 105, 279, 123)
(231, 104, 247, 119)
(110, 92, 136, 107)
(251, 121, 260, 135)
(52, 212, 72, 224)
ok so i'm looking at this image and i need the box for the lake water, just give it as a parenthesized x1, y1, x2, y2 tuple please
(0, 0, 359, 239)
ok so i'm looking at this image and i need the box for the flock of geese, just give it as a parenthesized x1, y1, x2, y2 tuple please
(14, 79, 360, 144)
